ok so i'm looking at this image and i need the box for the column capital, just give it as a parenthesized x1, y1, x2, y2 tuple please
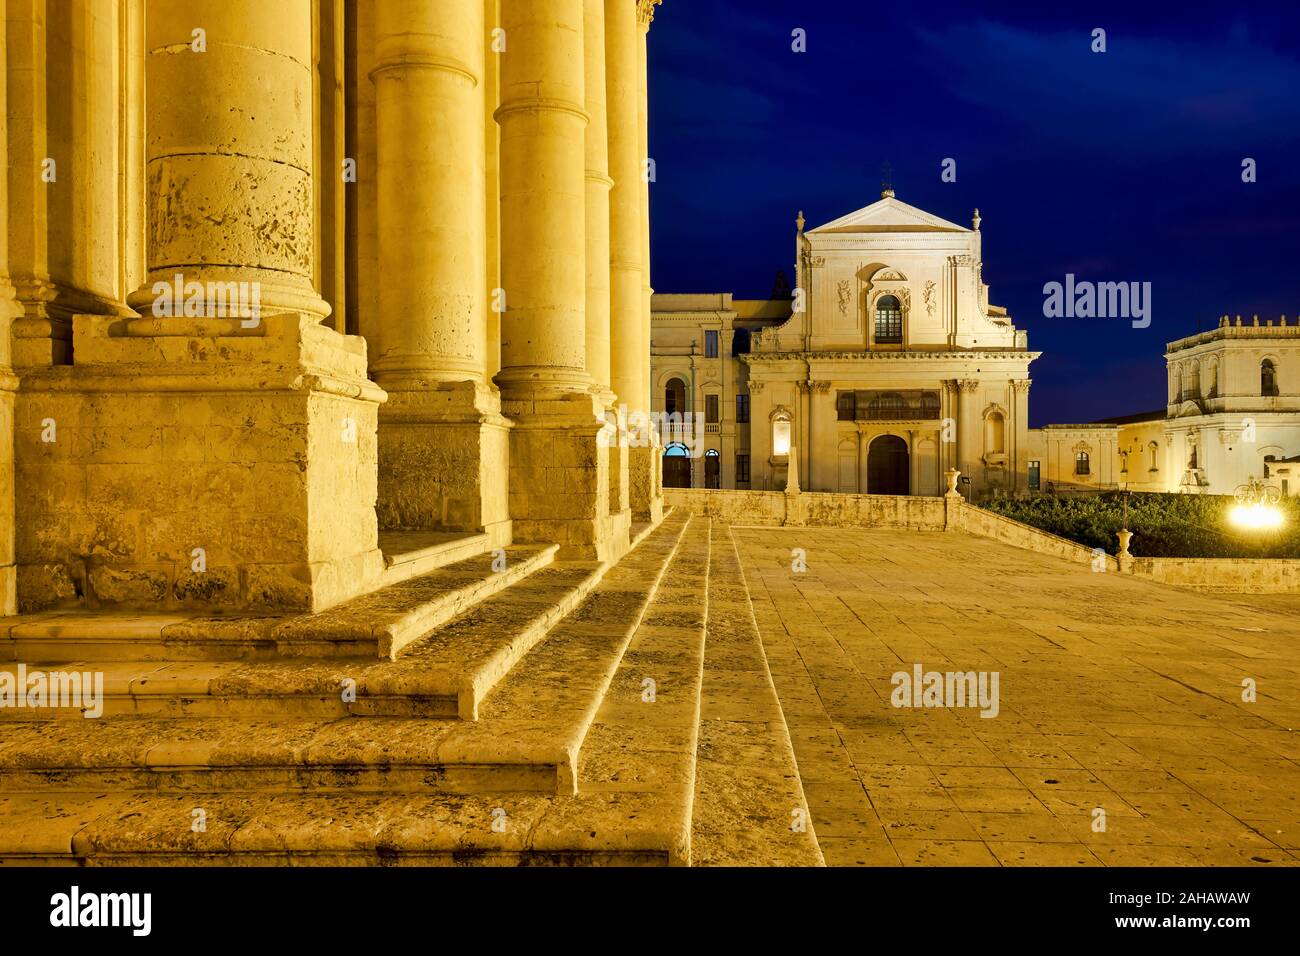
(637, 0, 663, 29)
(1011, 378, 1033, 394)
(958, 378, 981, 393)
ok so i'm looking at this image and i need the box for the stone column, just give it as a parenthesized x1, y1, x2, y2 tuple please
(497, 0, 617, 559)
(604, 0, 641, 416)
(0, 12, 21, 613)
(625, 0, 663, 522)
(586, 0, 630, 540)
(8, 0, 132, 368)
(367, 0, 509, 543)
(128, 0, 327, 320)
(17, 0, 385, 613)
(1011, 378, 1031, 495)
(957, 378, 980, 498)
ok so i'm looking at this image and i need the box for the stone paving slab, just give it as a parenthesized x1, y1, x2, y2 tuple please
(734, 525, 1300, 867)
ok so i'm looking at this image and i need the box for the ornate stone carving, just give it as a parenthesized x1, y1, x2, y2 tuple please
(949, 254, 974, 267)
(812, 380, 832, 393)
(923, 280, 935, 317)
(836, 279, 850, 315)
(958, 379, 981, 393)
(747, 380, 765, 394)
(637, 0, 663, 27)
(1011, 379, 1032, 394)
(875, 269, 906, 281)
(810, 256, 825, 267)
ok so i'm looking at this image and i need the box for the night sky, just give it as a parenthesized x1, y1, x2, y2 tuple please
(646, 0, 1300, 426)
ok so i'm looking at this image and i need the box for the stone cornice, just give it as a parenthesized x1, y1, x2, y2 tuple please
(745, 349, 1040, 363)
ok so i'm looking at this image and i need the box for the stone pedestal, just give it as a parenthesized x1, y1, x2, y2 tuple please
(15, 312, 385, 613)
(376, 382, 511, 546)
(505, 391, 617, 561)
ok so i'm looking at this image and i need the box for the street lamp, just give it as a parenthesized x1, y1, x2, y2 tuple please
(1229, 479, 1284, 531)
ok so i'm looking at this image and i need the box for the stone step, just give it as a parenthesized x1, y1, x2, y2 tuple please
(0, 562, 606, 722)
(421, 511, 695, 796)
(378, 531, 491, 587)
(0, 715, 556, 794)
(0, 790, 679, 866)
(0, 544, 558, 663)
(0, 514, 695, 799)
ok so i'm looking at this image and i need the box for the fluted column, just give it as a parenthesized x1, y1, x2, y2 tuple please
(496, 0, 589, 400)
(128, 0, 327, 319)
(370, 0, 485, 386)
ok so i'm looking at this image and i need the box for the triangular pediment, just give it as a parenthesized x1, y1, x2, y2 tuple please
(807, 196, 969, 235)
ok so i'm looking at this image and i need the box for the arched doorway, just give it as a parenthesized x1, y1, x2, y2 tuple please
(704, 449, 720, 489)
(867, 435, 909, 495)
(663, 442, 691, 488)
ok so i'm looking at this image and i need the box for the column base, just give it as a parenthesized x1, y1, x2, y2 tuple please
(375, 380, 511, 549)
(15, 312, 386, 614)
(629, 442, 664, 524)
(504, 390, 624, 562)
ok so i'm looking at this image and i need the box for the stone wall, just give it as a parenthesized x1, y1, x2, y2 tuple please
(664, 488, 947, 530)
(952, 502, 1119, 571)
(1130, 557, 1300, 593)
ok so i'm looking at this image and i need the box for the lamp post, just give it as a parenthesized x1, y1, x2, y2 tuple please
(1230, 478, 1284, 531)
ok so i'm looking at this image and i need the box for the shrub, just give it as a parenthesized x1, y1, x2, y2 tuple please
(980, 492, 1300, 558)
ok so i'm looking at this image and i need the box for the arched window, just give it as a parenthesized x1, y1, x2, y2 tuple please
(664, 377, 687, 416)
(1148, 441, 1159, 471)
(1075, 451, 1090, 475)
(1262, 359, 1279, 397)
(874, 294, 902, 344)
(1207, 360, 1219, 398)
(704, 448, 720, 489)
(1186, 361, 1200, 399)
(771, 413, 792, 457)
(663, 442, 689, 457)
(985, 411, 1005, 455)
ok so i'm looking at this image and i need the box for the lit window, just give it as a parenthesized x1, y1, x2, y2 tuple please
(874, 295, 902, 344)
(772, 416, 791, 456)
(1075, 451, 1090, 475)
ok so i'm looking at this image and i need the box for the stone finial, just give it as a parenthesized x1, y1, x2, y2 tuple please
(944, 468, 962, 498)
(1219, 315, 1228, 327)
(796, 210, 805, 233)
(1253, 314, 1260, 326)
(972, 208, 982, 231)
(1236, 315, 1243, 326)
(1282, 315, 1289, 326)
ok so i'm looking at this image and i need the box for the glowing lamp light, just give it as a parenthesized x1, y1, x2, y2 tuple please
(1229, 502, 1284, 531)
(772, 419, 792, 457)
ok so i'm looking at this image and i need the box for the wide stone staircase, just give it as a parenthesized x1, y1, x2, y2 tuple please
(0, 510, 749, 865)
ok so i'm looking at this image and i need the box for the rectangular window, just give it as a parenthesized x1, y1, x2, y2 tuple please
(736, 394, 750, 423)
(706, 394, 719, 423)
(735, 453, 750, 483)
(704, 330, 719, 358)
(1028, 460, 1041, 491)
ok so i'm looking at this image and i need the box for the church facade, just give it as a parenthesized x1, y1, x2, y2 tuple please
(651, 191, 1038, 498)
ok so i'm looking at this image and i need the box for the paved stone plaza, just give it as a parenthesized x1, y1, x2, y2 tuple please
(732, 525, 1300, 866)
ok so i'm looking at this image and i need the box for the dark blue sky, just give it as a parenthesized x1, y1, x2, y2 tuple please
(647, 0, 1300, 426)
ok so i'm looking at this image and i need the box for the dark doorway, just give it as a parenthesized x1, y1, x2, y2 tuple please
(867, 435, 909, 495)
(704, 449, 720, 489)
(664, 378, 687, 417)
(663, 443, 691, 488)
